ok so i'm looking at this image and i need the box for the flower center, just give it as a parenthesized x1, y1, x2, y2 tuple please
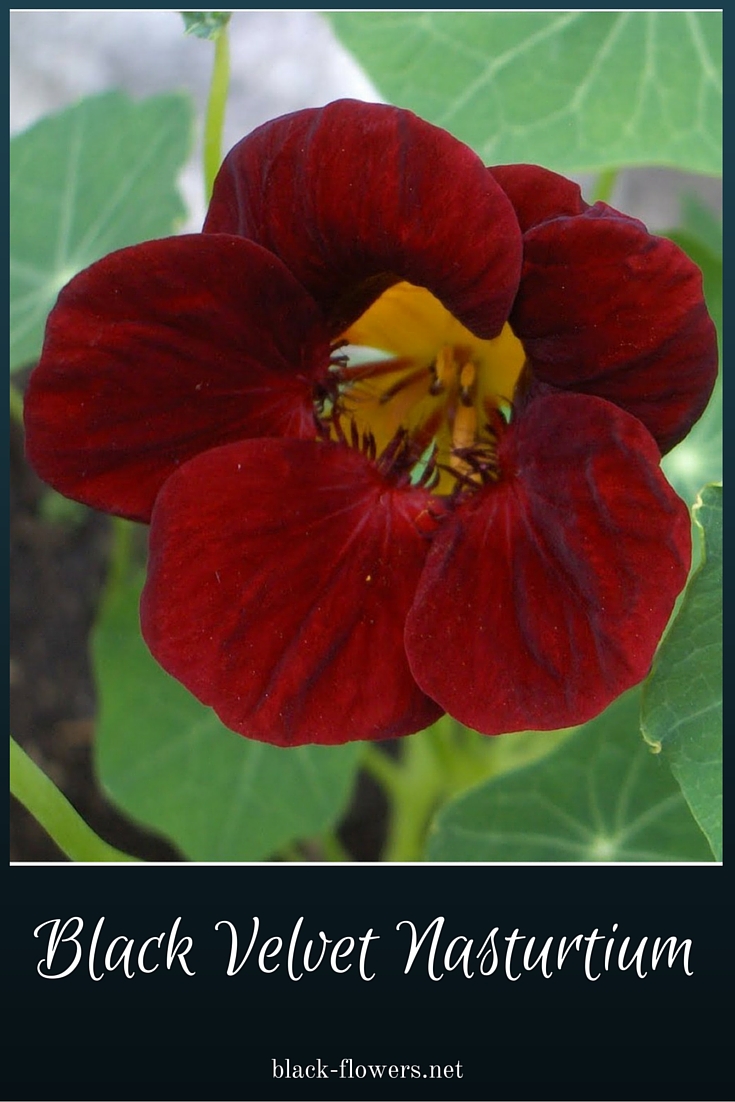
(317, 281, 526, 495)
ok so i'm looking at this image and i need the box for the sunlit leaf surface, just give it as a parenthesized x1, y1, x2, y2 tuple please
(642, 485, 722, 860)
(329, 11, 722, 174)
(662, 211, 722, 504)
(10, 91, 192, 373)
(427, 691, 713, 862)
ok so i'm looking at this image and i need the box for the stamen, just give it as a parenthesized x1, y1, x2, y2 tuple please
(376, 428, 410, 478)
(331, 413, 348, 447)
(378, 365, 432, 405)
(459, 360, 476, 406)
(439, 437, 501, 493)
(407, 405, 445, 459)
(320, 297, 523, 499)
(416, 446, 439, 490)
(436, 463, 482, 494)
(429, 345, 455, 396)
(373, 423, 442, 489)
(451, 403, 477, 455)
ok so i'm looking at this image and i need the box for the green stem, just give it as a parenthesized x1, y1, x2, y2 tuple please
(105, 515, 136, 600)
(10, 736, 139, 862)
(380, 734, 445, 863)
(373, 720, 576, 862)
(593, 168, 619, 205)
(321, 831, 351, 862)
(10, 381, 24, 427)
(203, 26, 231, 200)
(361, 742, 403, 795)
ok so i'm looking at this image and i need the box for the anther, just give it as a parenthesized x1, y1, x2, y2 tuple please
(428, 362, 445, 396)
(432, 346, 455, 394)
(459, 360, 477, 406)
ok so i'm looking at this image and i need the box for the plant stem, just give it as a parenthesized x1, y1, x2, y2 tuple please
(105, 515, 136, 600)
(321, 831, 351, 862)
(203, 24, 231, 200)
(361, 742, 403, 795)
(380, 733, 444, 863)
(10, 736, 139, 862)
(593, 168, 619, 205)
(372, 720, 576, 862)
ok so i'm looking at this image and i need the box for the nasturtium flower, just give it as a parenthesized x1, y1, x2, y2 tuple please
(24, 100, 717, 746)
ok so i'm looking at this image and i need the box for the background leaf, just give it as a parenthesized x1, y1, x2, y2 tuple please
(680, 194, 724, 259)
(328, 11, 722, 175)
(426, 691, 713, 862)
(93, 572, 361, 861)
(642, 485, 722, 859)
(10, 91, 193, 373)
(662, 206, 722, 503)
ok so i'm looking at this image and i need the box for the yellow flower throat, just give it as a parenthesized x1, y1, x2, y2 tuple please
(322, 281, 526, 495)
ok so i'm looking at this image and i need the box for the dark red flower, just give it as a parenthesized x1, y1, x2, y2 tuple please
(24, 100, 717, 746)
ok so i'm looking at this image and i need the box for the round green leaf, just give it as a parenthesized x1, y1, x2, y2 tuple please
(642, 485, 722, 860)
(662, 216, 721, 504)
(10, 91, 193, 373)
(328, 11, 722, 175)
(427, 691, 713, 862)
(93, 572, 361, 861)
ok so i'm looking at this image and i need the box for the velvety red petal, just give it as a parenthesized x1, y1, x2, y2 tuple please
(490, 164, 588, 232)
(404, 392, 691, 736)
(510, 205, 718, 454)
(204, 100, 522, 339)
(141, 437, 443, 746)
(24, 235, 330, 522)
